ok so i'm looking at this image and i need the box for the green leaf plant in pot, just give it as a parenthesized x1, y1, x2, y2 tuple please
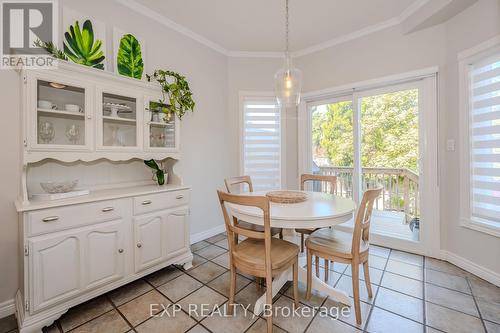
(64, 20, 105, 69)
(144, 159, 166, 185)
(146, 70, 195, 121)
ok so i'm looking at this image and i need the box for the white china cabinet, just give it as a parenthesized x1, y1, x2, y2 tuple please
(15, 62, 191, 333)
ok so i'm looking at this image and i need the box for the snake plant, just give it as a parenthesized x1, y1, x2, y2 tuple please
(64, 20, 105, 69)
(117, 34, 144, 79)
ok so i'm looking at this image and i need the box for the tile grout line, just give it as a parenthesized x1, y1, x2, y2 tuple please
(104, 293, 138, 333)
(64, 308, 118, 333)
(465, 277, 488, 333)
(362, 247, 393, 333)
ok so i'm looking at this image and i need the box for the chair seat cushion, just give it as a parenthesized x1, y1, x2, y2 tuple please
(233, 238, 299, 271)
(236, 221, 282, 236)
(306, 229, 369, 258)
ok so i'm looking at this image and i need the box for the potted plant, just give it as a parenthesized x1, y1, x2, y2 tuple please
(146, 70, 195, 120)
(144, 159, 167, 185)
(149, 101, 171, 123)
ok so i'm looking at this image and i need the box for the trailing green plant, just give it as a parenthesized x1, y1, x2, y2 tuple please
(146, 70, 195, 119)
(33, 39, 67, 60)
(148, 101, 173, 122)
(64, 20, 105, 69)
(117, 34, 144, 79)
(144, 159, 165, 185)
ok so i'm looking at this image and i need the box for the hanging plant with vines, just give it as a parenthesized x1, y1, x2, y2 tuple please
(146, 70, 195, 120)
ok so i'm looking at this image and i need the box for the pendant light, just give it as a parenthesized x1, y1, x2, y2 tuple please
(275, 0, 302, 107)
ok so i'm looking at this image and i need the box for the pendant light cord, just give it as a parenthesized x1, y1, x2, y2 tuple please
(285, 0, 289, 54)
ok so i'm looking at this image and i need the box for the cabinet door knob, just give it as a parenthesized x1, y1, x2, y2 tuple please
(118, 249, 124, 253)
(141, 200, 152, 205)
(42, 216, 59, 222)
(137, 243, 142, 248)
(176, 195, 184, 200)
(102, 207, 114, 212)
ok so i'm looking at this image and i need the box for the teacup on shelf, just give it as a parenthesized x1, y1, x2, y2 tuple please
(38, 100, 57, 110)
(64, 104, 83, 113)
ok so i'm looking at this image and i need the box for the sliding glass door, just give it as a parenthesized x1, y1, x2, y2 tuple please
(358, 85, 420, 242)
(311, 98, 354, 197)
(305, 77, 438, 255)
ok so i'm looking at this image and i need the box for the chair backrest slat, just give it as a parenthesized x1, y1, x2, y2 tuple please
(351, 187, 383, 257)
(217, 190, 272, 253)
(225, 176, 253, 194)
(300, 174, 337, 194)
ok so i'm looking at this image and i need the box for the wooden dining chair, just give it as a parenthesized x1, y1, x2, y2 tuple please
(295, 174, 337, 280)
(225, 176, 283, 240)
(296, 174, 337, 252)
(305, 187, 383, 325)
(217, 190, 300, 333)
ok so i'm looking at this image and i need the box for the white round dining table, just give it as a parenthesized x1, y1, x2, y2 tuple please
(227, 191, 356, 315)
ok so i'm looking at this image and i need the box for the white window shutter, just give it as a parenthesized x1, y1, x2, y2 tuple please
(242, 97, 282, 191)
(470, 54, 500, 225)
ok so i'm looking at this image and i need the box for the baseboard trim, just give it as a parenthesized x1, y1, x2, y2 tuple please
(190, 224, 225, 244)
(441, 250, 500, 287)
(0, 298, 15, 319)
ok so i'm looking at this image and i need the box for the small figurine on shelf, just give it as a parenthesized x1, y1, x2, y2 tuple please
(144, 159, 167, 185)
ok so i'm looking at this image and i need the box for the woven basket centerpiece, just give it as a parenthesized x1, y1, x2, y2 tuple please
(266, 190, 308, 204)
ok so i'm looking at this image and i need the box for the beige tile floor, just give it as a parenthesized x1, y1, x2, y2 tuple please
(1, 232, 499, 333)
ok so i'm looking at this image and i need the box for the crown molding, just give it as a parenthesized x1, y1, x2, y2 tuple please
(291, 17, 400, 58)
(227, 51, 284, 58)
(399, 0, 431, 22)
(115, 0, 230, 55)
(115, 0, 432, 59)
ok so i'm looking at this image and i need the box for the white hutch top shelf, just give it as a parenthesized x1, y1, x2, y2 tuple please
(16, 183, 190, 212)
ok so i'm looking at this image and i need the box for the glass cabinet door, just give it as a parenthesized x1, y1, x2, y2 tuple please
(35, 79, 88, 148)
(145, 98, 178, 151)
(98, 89, 140, 149)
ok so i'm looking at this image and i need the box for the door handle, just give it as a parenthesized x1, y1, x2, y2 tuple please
(175, 195, 184, 200)
(141, 200, 152, 205)
(42, 216, 59, 222)
(118, 248, 124, 253)
(171, 212, 186, 217)
(137, 243, 142, 248)
(101, 207, 114, 212)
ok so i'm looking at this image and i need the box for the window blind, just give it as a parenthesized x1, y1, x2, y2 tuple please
(470, 53, 500, 226)
(242, 97, 281, 191)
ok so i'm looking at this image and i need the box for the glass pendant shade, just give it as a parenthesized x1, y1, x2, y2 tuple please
(275, 56, 302, 107)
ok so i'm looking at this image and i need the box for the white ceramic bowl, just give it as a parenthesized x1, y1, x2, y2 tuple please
(40, 180, 79, 193)
(64, 104, 82, 113)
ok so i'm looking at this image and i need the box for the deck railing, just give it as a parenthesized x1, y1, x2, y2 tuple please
(317, 166, 419, 223)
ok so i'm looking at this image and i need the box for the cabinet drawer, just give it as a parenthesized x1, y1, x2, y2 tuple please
(133, 190, 189, 215)
(27, 200, 126, 236)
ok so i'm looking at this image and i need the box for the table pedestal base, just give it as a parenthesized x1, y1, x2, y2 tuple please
(252, 256, 351, 315)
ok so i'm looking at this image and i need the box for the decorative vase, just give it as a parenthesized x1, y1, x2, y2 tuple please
(152, 170, 167, 185)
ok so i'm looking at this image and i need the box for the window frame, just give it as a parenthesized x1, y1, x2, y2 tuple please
(458, 35, 500, 238)
(239, 91, 287, 191)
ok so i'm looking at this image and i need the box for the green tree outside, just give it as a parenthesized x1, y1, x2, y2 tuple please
(312, 89, 419, 172)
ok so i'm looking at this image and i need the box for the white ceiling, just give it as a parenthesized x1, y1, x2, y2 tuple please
(128, 0, 421, 54)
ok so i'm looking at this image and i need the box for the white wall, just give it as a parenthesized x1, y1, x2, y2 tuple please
(441, 0, 500, 275)
(0, 69, 21, 311)
(0, 0, 230, 306)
